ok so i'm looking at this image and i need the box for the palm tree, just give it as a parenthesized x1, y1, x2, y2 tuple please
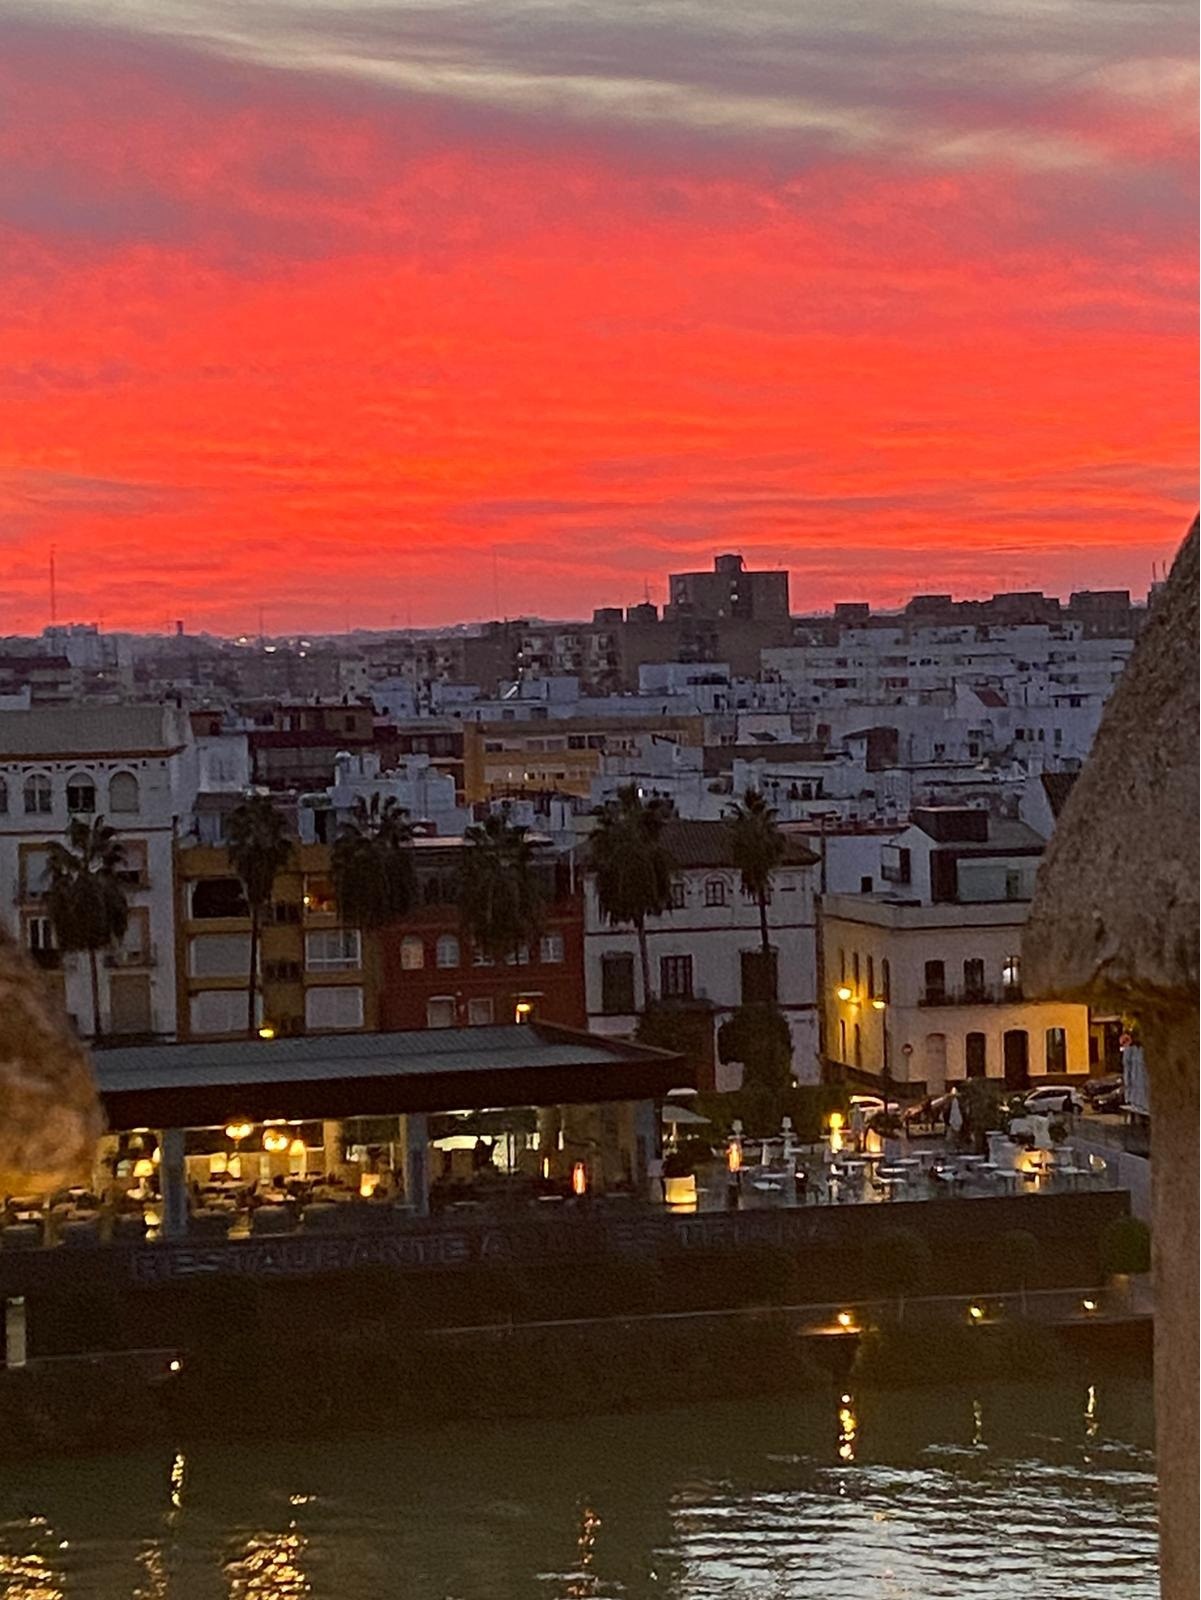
(725, 788, 786, 959)
(226, 794, 294, 1037)
(458, 808, 545, 968)
(588, 786, 674, 1010)
(45, 816, 129, 1042)
(332, 796, 417, 1017)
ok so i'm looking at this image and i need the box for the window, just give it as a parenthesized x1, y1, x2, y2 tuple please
(303, 878, 337, 915)
(306, 985, 364, 1031)
(0, 777, 7, 814)
(704, 879, 728, 908)
(540, 933, 564, 964)
(24, 774, 52, 815)
(20, 848, 51, 899)
(306, 928, 362, 971)
(866, 956, 875, 999)
(669, 881, 687, 910)
(740, 948, 778, 1004)
(505, 944, 531, 966)
(839, 1019, 847, 1061)
(190, 934, 252, 978)
(965, 1033, 987, 1078)
(660, 955, 694, 999)
(191, 990, 259, 1034)
(963, 958, 985, 999)
(472, 947, 495, 967)
(66, 775, 96, 814)
(426, 996, 456, 1029)
(109, 772, 139, 813)
(24, 915, 59, 969)
(859, 875, 873, 894)
(400, 936, 425, 971)
(881, 959, 891, 1004)
(853, 1023, 862, 1069)
(839, 948, 846, 983)
(601, 952, 636, 1014)
(191, 878, 248, 919)
(924, 959, 946, 1002)
(852, 952, 860, 990)
(1045, 1027, 1068, 1074)
(467, 996, 494, 1026)
(1002, 954, 1021, 993)
(741, 882, 771, 904)
(436, 934, 460, 969)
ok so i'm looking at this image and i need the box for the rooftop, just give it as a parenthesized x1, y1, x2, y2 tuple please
(0, 705, 188, 759)
(659, 818, 819, 870)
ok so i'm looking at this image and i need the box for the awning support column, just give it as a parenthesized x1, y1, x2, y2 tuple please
(401, 1114, 429, 1217)
(160, 1128, 188, 1239)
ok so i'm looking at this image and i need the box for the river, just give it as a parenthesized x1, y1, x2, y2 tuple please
(0, 1377, 1156, 1599)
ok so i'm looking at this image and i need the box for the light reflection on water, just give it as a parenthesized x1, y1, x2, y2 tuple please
(0, 1379, 1156, 1600)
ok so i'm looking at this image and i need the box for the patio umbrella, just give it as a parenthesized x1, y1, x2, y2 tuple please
(661, 1105, 710, 1128)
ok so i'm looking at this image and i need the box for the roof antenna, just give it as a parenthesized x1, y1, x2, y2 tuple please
(49, 545, 57, 626)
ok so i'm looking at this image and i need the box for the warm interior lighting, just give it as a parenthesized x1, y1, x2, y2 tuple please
(209, 1152, 228, 1176)
(1082, 1298, 1098, 1312)
(257, 1024, 276, 1040)
(151, 1146, 162, 1165)
(224, 1122, 254, 1143)
(571, 1161, 587, 1196)
(515, 1001, 533, 1022)
(828, 1112, 844, 1132)
(541, 1155, 551, 1180)
(968, 1304, 985, 1322)
(359, 1173, 381, 1199)
(837, 1310, 854, 1329)
(227, 1155, 242, 1180)
(872, 998, 886, 1011)
(132, 1158, 155, 1180)
(836, 985, 853, 1002)
(262, 1129, 290, 1154)
(726, 1141, 742, 1174)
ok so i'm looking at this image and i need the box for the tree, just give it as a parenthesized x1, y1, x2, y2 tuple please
(45, 816, 129, 1042)
(717, 1002, 793, 1093)
(724, 788, 786, 960)
(589, 786, 674, 1008)
(331, 795, 417, 932)
(875, 1227, 932, 1322)
(1100, 1215, 1151, 1278)
(996, 1228, 1042, 1312)
(458, 808, 545, 967)
(226, 794, 294, 1037)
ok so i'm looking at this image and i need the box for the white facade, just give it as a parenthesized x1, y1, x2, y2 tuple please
(821, 894, 1090, 1093)
(0, 706, 198, 1039)
(583, 833, 820, 1084)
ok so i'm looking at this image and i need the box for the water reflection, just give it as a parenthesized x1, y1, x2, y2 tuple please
(0, 1378, 1157, 1600)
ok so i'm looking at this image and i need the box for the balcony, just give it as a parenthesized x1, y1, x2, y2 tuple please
(918, 983, 1024, 1007)
(104, 944, 157, 969)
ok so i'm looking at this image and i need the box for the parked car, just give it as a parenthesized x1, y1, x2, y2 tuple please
(1019, 1085, 1085, 1115)
(1082, 1074, 1123, 1103)
(1091, 1087, 1127, 1115)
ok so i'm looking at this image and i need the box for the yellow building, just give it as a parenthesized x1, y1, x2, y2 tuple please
(462, 713, 704, 803)
(176, 843, 377, 1040)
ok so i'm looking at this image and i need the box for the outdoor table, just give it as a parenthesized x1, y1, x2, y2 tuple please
(992, 1169, 1023, 1191)
(956, 1154, 986, 1166)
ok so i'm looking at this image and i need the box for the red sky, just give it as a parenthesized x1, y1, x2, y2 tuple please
(0, 1, 1196, 634)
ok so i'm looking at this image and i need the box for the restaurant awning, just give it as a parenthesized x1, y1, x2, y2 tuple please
(91, 1022, 691, 1131)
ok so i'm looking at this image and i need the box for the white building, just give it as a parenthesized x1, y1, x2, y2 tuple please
(297, 751, 469, 843)
(583, 818, 821, 1085)
(0, 705, 198, 1039)
(820, 805, 1091, 1095)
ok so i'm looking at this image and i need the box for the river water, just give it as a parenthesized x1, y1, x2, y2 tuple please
(0, 1378, 1156, 1599)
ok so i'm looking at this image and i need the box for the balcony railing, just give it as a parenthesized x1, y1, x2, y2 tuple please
(104, 944, 157, 969)
(919, 983, 1024, 1007)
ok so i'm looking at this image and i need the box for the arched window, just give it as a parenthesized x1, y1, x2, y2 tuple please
(704, 878, 728, 908)
(66, 773, 96, 814)
(436, 933, 460, 969)
(109, 772, 140, 814)
(400, 936, 425, 971)
(24, 773, 52, 815)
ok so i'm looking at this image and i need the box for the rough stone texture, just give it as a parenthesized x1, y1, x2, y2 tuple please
(1024, 518, 1198, 1010)
(1024, 516, 1198, 1599)
(0, 931, 103, 1196)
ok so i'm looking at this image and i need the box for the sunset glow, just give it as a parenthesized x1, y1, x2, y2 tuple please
(0, 0, 1195, 632)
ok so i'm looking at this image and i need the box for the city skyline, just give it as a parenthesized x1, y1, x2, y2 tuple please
(0, 0, 1195, 633)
